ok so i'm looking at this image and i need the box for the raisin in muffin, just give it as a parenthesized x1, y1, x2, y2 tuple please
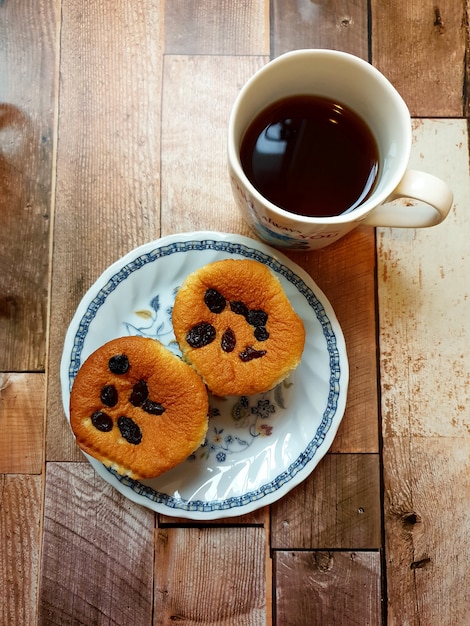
(69, 336, 209, 479)
(172, 259, 305, 396)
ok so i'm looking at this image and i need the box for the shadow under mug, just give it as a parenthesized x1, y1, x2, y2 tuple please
(227, 49, 454, 250)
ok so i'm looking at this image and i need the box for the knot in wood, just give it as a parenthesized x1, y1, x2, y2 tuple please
(313, 551, 334, 572)
(433, 7, 445, 34)
(410, 556, 431, 570)
(401, 511, 422, 530)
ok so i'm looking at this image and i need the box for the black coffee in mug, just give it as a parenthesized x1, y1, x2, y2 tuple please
(240, 95, 380, 218)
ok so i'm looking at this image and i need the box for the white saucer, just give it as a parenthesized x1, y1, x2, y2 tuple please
(60, 232, 348, 519)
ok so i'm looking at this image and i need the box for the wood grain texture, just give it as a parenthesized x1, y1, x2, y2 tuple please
(271, 453, 381, 550)
(274, 550, 382, 626)
(38, 462, 155, 626)
(46, 0, 163, 461)
(160, 54, 266, 238)
(383, 438, 470, 626)
(164, 0, 269, 55)
(378, 120, 470, 624)
(379, 120, 469, 440)
(0, 474, 42, 626)
(271, 0, 369, 58)
(371, 0, 467, 116)
(0, 0, 58, 371)
(0, 373, 45, 474)
(155, 526, 266, 625)
(289, 226, 379, 454)
(4, 2, 469, 625)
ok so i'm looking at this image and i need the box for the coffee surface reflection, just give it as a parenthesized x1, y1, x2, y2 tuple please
(240, 95, 379, 218)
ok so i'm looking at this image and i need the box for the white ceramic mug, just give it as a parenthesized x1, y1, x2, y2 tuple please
(227, 49, 453, 250)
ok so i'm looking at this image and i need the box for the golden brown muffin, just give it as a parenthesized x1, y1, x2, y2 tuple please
(172, 259, 305, 396)
(69, 336, 209, 479)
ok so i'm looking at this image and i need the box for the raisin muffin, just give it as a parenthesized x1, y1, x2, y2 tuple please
(69, 336, 209, 479)
(172, 259, 305, 396)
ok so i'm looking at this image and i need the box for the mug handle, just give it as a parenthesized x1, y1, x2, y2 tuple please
(361, 169, 453, 228)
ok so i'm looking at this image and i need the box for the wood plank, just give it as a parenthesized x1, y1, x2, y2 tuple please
(371, 0, 466, 116)
(383, 437, 470, 626)
(274, 550, 382, 626)
(0, 373, 44, 474)
(270, 0, 378, 454)
(164, 0, 269, 55)
(160, 54, 267, 237)
(46, 0, 163, 461)
(0, 0, 58, 371)
(271, 453, 381, 550)
(0, 474, 42, 626)
(271, 0, 368, 58)
(38, 462, 155, 626)
(378, 119, 469, 441)
(155, 526, 266, 625)
(289, 226, 379, 453)
(378, 119, 470, 624)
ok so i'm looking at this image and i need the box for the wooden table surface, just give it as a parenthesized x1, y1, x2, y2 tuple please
(1, 2, 469, 624)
